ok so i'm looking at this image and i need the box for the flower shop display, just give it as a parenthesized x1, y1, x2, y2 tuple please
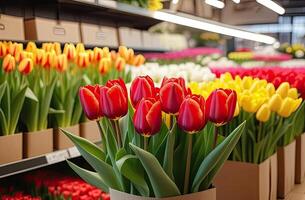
(63, 76, 245, 200)
(130, 62, 216, 83)
(190, 73, 304, 199)
(0, 41, 145, 161)
(279, 43, 305, 59)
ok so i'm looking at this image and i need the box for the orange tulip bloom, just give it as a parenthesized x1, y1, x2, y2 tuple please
(41, 51, 56, 69)
(2, 54, 16, 73)
(133, 54, 145, 66)
(18, 58, 33, 75)
(42, 43, 53, 52)
(93, 47, 103, 62)
(98, 58, 111, 75)
(54, 54, 68, 72)
(0, 42, 8, 57)
(115, 57, 126, 72)
(63, 43, 76, 61)
(52, 42, 62, 55)
(76, 52, 89, 68)
(26, 41, 37, 52)
(9, 43, 23, 57)
(76, 43, 85, 54)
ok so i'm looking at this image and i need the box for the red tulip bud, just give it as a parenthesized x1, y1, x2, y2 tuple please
(133, 98, 162, 137)
(159, 77, 187, 115)
(100, 79, 128, 119)
(79, 85, 102, 120)
(206, 89, 237, 126)
(130, 76, 156, 108)
(178, 95, 207, 133)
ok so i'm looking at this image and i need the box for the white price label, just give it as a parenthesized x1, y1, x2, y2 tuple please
(68, 146, 81, 158)
(46, 150, 69, 164)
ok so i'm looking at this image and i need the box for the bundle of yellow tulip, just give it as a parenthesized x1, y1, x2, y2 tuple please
(0, 41, 145, 135)
(189, 72, 305, 163)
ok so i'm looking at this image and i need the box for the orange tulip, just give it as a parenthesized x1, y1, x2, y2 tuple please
(93, 47, 103, 62)
(9, 43, 23, 57)
(118, 46, 129, 60)
(54, 54, 68, 72)
(2, 54, 15, 73)
(133, 54, 145, 66)
(0, 42, 7, 57)
(42, 43, 53, 52)
(76, 52, 89, 68)
(127, 48, 134, 64)
(41, 51, 56, 69)
(98, 58, 111, 75)
(34, 49, 45, 65)
(15, 51, 34, 63)
(86, 50, 94, 63)
(102, 47, 110, 57)
(18, 58, 33, 75)
(76, 43, 85, 54)
(26, 41, 37, 52)
(52, 42, 62, 55)
(110, 50, 117, 61)
(115, 57, 126, 72)
(63, 43, 76, 61)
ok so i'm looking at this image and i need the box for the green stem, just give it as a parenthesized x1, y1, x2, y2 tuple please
(114, 120, 123, 148)
(184, 134, 193, 194)
(144, 137, 148, 151)
(213, 126, 219, 148)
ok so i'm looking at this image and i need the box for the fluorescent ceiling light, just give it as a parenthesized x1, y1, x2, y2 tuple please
(172, 0, 179, 4)
(256, 0, 285, 15)
(205, 0, 225, 9)
(152, 11, 277, 44)
(232, 0, 240, 3)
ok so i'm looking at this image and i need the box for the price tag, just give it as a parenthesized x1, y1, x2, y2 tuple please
(46, 150, 69, 164)
(68, 146, 81, 158)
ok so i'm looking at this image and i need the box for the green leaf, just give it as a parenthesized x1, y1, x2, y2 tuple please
(10, 86, 27, 134)
(129, 143, 181, 198)
(163, 123, 176, 181)
(116, 153, 150, 197)
(0, 82, 7, 102)
(67, 160, 109, 193)
(0, 108, 8, 135)
(192, 121, 245, 192)
(61, 129, 122, 191)
(25, 87, 38, 102)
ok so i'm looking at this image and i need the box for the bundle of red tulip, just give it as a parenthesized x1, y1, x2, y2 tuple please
(0, 192, 41, 200)
(0, 41, 145, 136)
(63, 75, 245, 198)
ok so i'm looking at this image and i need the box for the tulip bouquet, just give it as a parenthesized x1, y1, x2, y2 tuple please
(190, 73, 304, 163)
(62, 75, 245, 199)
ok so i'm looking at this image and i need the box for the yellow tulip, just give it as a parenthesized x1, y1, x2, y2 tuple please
(276, 82, 290, 98)
(266, 83, 275, 96)
(0, 42, 7, 57)
(63, 43, 76, 61)
(277, 97, 302, 118)
(133, 54, 145, 66)
(76, 52, 89, 68)
(242, 76, 253, 90)
(52, 42, 62, 55)
(18, 58, 33, 75)
(34, 49, 45, 65)
(42, 43, 53, 52)
(234, 102, 240, 117)
(76, 43, 85, 54)
(54, 54, 68, 72)
(93, 47, 103, 62)
(256, 104, 271, 122)
(268, 94, 282, 112)
(220, 72, 233, 82)
(288, 88, 298, 99)
(118, 46, 129, 60)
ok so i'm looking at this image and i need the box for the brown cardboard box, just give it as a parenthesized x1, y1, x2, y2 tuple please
(54, 124, 80, 150)
(80, 23, 118, 47)
(23, 128, 53, 158)
(215, 153, 277, 200)
(296, 134, 305, 184)
(80, 121, 101, 143)
(0, 133, 22, 165)
(110, 188, 216, 200)
(118, 27, 142, 48)
(0, 14, 25, 40)
(25, 17, 80, 43)
(277, 141, 296, 198)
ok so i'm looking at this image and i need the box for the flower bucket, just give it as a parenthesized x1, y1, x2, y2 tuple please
(23, 128, 53, 158)
(277, 140, 296, 198)
(79, 121, 100, 143)
(54, 124, 80, 150)
(109, 188, 216, 200)
(0, 133, 23, 165)
(296, 133, 305, 184)
(215, 153, 277, 200)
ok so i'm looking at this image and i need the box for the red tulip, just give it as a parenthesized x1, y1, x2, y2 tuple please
(177, 95, 207, 133)
(100, 79, 128, 119)
(159, 77, 187, 115)
(133, 98, 162, 137)
(79, 85, 102, 120)
(130, 76, 156, 108)
(206, 89, 237, 126)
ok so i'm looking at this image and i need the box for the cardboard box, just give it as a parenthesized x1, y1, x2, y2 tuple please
(25, 17, 81, 43)
(80, 23, 118, 47)
(0, 133, 22, 165)
(142, 31, 153, 49)
(0, 14, 25, 40)
(118, 27, 142, 48)
(215, 153, 277, 200)
(23, 128, 53, 158)
(296, 133, 305, 184)
(277, 140, 296, 198)
(110, 188, 216, 200)
(80, 121, 101, 143)
(54, 124, 80, 150)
